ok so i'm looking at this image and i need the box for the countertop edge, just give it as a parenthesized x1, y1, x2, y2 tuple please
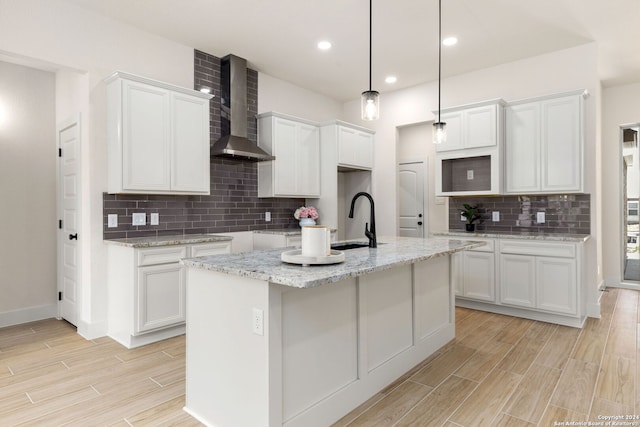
(104, 234, 233, 248)
(181, 238, 485, 288)
(431, 231, 591, 243)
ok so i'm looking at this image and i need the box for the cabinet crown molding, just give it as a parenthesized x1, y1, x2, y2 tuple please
(105, 71, 213, 100)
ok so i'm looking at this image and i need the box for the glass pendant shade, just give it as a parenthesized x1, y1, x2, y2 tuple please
(433, 121, 447, 144)
(361, 90, 380, 121)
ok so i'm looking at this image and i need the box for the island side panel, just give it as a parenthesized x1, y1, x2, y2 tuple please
(414, 255, 454, 342)
(282, 257, 454, 427)
(184, 268, 273, 427)
(281, 278, 358, 423)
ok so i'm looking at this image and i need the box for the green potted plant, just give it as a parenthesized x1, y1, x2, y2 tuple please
(461, 204, 481, 232)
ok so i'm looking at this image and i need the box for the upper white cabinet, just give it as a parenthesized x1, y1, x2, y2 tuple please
(336, 124, 374, 170)
(505, 91, 585, 194)
(435, 100, 505, 196)
(106, 71, 212, 195)
(257, 112, 320, 198)
(435, 101, 503, 152)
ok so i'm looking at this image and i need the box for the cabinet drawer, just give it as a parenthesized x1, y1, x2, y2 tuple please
(137, 246, 188, 266)
(499, 240, 575, 258)
(468, 238, 495, 253)
(191, 242, 231, 257)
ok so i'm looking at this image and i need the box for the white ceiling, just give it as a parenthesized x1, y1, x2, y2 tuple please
(68, 0, 640, 101)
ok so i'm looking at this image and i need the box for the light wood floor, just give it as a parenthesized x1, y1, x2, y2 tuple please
(0, 287, 636, 426)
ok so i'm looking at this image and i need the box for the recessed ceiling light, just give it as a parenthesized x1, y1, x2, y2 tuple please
(443, 37, 458, 46)
(385, 76, 397, 84)
(317, 41, 332, 50)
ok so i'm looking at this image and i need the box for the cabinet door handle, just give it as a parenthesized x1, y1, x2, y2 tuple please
(69, 233, 78, 240)
(417, 221, 423, 226)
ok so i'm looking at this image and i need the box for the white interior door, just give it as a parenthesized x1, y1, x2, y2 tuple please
(57, 117, 81, 326)
(398, 161, 426, 238)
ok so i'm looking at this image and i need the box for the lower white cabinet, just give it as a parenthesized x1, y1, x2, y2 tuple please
(107, 240, 231, 348)
(453, 238, 496, 302)
(453, 237, 585, 327)
(536, 256, 577, 315)
(500, 254, 536, 308)
(136, 262, 185, 334)
(499, 240, 578, 316)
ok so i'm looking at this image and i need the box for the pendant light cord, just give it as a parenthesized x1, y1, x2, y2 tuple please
(438, 0, 442, 123)
(369, 0, 373, 92)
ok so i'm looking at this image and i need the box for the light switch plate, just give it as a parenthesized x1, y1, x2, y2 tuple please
(536, 211, 546, 223)
(107, 214, 118, 228)
(132, 212, 146, 226)
(492, 211, 500, 222)
(150, 213, 159, 225)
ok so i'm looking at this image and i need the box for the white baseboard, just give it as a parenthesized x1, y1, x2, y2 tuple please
(0, 304, 58, 328)
(77, 319, 108, 340)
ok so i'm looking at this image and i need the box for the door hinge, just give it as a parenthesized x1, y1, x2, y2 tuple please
(58, 219, 63, 229)
(58, 291, 62, 301)
(58, 148, 62, 157)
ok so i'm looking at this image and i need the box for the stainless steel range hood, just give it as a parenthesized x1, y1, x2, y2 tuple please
(211, 54, 274, 161)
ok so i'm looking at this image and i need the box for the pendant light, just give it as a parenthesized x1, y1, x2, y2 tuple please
(433, 0, 446, 144)
(361, 0, 379, 121)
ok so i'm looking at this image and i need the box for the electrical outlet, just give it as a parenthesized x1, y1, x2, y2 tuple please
(132, 212, 146, 226)
(265, 211, 271, 222)
(107, 214, 118, 228)
(252, 308, 264, 336)
(536, 211, 546, 223)
(492, 211, 500, 222)
(150, 213, 159, 225)
(467, 170, 474, 180)
(461, 214, 466, 222)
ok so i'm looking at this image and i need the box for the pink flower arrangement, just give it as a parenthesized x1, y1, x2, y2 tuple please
(294, 206, 319, 220)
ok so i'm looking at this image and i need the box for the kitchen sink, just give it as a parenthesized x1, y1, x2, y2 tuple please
(331, 242, 382, 250)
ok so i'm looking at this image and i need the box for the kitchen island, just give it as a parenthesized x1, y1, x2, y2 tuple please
(181, 236, 483, 427)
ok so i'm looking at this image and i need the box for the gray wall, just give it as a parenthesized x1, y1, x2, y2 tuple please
(0, 61, 56, 314)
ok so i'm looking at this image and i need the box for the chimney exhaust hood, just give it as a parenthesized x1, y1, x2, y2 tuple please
(211, 54, 275, 161)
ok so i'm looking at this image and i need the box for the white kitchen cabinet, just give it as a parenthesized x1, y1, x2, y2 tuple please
(499, 240, 578, 316)
(257, 112, 320, 197)
(136, 262, 185, 334)
(106, 71, 212, 195)
(107, 239, 231, 348)
(536, 257, 577, 315)
(499, 254, 536, 308)
(435, 101, 502, 152)
(337, 125, 374, 170)
(453, 238, 496, 302)
(434, 100, 504, 196)
(505, 91, 584, 194)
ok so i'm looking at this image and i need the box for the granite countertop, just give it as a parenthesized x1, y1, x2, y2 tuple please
(253, 228, 337, 236)
(181, 236, 484, 289)
(104, 233, 233, 248)
(431, 231, 590, 242)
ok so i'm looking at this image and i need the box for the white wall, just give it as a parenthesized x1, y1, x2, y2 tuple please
(258, 72, 343, 121)
(0, 61, 57, 325)
(602, 82, 640, 285)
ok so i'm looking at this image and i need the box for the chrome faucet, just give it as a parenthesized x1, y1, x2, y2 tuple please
(348, 192, 377, 248)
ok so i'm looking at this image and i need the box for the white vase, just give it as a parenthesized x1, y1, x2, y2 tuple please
(299, 218, 316, 227)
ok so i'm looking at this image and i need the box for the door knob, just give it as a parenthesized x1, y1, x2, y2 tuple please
(69, 233, 78, 240)
(418, 214, 423, 218)
(418, 221, 423, 226)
